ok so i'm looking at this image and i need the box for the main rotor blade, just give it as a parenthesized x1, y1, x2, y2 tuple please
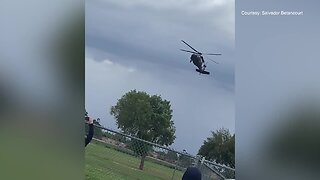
(181, 40, 200, 53)
(203, 53, 222, 55)
(207, 57, 219, 64)
(180, 49, 197, 53)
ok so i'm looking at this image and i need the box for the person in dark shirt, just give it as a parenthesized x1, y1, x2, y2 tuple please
(182, 166, 202, 180)
(85, 116, 94, 147)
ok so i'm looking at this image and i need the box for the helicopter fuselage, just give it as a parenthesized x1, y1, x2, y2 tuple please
(190, 54, 205, 71)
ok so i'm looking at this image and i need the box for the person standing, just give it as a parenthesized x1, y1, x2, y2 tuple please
(85, 116, 94, 147)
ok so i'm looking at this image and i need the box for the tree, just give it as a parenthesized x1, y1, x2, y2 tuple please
(198, 128, 235, 168)
(110, 90, 176, 170)
(129, 139, 152, 169)
(165, 151, 178, 163)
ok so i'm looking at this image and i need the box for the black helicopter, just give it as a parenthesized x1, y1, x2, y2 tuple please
(180, 40, 221, 75)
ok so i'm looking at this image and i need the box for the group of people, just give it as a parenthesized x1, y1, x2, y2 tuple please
(84, 116, 202, 179)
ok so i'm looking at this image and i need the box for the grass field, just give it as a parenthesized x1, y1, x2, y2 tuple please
(85, 141, 184, 180)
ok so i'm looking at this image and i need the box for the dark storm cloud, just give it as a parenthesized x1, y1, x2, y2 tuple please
(86, 0, 234, 88)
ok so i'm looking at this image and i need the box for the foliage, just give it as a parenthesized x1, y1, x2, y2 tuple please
(165, 151, 178, 163)
(156, 150, 178, 164)
(110, 90, 176, 169)
(178, 154, 193, 168)
(198, 128, 235, 168)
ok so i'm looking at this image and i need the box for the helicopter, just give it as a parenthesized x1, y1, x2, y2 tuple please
(180, 40, 221, 75)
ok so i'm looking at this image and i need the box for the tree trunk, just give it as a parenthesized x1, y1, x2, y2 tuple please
(139, 154, 146, 170)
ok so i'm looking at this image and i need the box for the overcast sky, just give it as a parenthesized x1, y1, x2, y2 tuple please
(85, 0, 234, 155)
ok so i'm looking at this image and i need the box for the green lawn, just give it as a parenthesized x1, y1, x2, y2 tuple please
(85, 141, 183, 180)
